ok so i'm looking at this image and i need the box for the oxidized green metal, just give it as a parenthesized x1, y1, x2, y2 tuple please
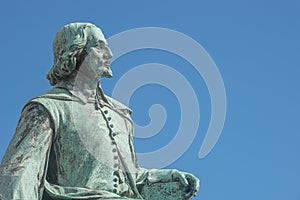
(0, 22, 199, 200)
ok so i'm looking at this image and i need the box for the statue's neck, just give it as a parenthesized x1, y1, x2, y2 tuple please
(56, 70, 100, 99)
(74, 70, 99, 91)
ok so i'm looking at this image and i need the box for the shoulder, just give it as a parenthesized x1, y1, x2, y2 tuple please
(24, 87, 79, 114)
(33, 87, 74, 101)
(22, 87, 73, 133)
(105, 95, 132, 114)
(23, 87, 72, 116)
(21, 103, 52, 123)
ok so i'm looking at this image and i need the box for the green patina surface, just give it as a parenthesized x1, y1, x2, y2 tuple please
(0, 22, 199, 200)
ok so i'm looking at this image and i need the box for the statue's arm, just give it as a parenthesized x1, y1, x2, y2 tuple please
(132, 144, 200, 199)
(136, 167, 200, 199)
(0, 103, 53, 200)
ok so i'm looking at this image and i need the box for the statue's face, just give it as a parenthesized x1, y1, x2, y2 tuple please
(79, 27, 113, 80)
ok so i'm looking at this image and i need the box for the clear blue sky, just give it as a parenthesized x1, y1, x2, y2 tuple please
(0, 0, 300, 199)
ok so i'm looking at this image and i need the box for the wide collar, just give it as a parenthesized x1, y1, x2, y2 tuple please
(54, 80, 111, 108)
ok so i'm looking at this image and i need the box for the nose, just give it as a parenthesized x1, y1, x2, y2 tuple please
(103, 47, 113, 59)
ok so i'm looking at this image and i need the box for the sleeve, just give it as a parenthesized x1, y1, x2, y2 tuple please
(0, 103, 54, 200)
(136, 168, 176, 187)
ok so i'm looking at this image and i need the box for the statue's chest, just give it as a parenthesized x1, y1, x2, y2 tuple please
(56, 102, 134, 165)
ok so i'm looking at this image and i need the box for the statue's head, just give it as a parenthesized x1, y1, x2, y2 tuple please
(47, 22, 113, 86)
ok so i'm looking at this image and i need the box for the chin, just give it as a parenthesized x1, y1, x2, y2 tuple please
(102, 69, 113, 78)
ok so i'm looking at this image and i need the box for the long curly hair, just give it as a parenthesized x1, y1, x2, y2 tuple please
(46, 22, 97, 86)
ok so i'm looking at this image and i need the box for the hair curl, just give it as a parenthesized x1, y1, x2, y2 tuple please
(46, 22, 97, 86)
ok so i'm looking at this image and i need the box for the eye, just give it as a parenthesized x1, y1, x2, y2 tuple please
(95, 43, 102, 50)
(95, 41, 105, 50)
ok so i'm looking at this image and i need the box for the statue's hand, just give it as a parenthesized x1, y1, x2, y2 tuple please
(146, 169, 200, 198)
(171, 170, 200, 198)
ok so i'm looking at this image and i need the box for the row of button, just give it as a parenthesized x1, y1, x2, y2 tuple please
(104, 109, 120, 194)
(104, 110, 115, 136)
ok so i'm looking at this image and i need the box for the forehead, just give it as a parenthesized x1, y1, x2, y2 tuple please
(87, 27, 107, 44)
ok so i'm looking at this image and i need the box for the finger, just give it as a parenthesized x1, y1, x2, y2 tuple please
(188, 174, 199, 191)
(172, 171, 189, 187)
(192, 177, 200, 196)
(185, 174, 200, 196)
(185, 186, 195, 199)
(195, 178, 200, 192)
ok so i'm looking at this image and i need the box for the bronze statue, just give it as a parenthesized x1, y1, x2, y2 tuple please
(0, 22, 199, 200)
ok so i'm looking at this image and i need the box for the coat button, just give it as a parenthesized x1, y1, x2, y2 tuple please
(114, 163, 119, 168)
(113, 171, 119, 176)
(114, 155, 118, 160)
(113, 178, 118, 182)
(112, 148, 117, 153)
(108, 117, 111, 121)
(104, 110, 108, 114)
(110, 124, 114, 128)
(113, 189, 118, 193)
(114, 184, 118, 188)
